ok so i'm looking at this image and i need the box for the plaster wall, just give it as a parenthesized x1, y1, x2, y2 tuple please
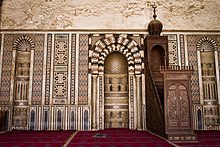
(1, 0, 219, 30)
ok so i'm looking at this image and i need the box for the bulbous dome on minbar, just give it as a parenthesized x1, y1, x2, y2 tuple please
(148, 2, 163, 36)
(148, 19, 163, 36)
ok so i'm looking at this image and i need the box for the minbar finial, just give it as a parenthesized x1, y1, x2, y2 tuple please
(152, 2, 157, 19)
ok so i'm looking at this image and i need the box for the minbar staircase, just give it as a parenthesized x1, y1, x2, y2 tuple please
(146, 64, 197, 142)
(144, 36, 168, 138)
(145, 62, 166, 138)
(152, 71, 164, 105)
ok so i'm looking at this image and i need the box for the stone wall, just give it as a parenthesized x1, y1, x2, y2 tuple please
(1, 0, 219, 30)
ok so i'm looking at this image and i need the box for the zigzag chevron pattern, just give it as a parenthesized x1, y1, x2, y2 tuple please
(90, 34, 143, 74)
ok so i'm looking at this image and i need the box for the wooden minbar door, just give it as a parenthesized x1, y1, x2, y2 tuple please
(160, 66, 197, 142)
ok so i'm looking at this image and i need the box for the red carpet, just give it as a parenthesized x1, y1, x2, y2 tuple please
(68, 128, 174, 147)
(0, 130, 73, 147)
(0, 129, 219, 146)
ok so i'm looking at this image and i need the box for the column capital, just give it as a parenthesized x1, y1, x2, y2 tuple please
(92, 74, 98, 78)
(135, 75, 141, 81)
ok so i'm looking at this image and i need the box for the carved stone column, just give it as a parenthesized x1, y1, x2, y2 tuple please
(92, 75, 98, 130)
(136, 75, 142, 130)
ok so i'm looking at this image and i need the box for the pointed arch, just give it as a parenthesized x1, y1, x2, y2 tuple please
(197, 36, 219, 129)
(90, 34, 143, 74)
(90, 34, 145, 130)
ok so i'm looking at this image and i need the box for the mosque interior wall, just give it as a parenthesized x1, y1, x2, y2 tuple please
(0, 0, 220, 131)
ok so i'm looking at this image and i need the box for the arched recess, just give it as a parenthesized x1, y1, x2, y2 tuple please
(12, 35, 35, 130)
(104, 51, 129, 128)
(150, 45, 165, 107)
(196, 37, 219, 129)
(197, 109, 202, 130)
(57, 110, 62, 130)
(30, 110, 35, 130)
(43, 111, 48, 130)
(70, 110, 76, 130)
(150, 45, 165, 72)
(89, 34, 145, 130)
(2, 110, 9, 131)
(83, 110, 89, 130)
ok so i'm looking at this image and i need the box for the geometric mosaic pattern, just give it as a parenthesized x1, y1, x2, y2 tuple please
(54, 35, 69, 66)
(54, 72, 67, 98)
(71, 34, 76, 105)
(53, 34, 69, 103)
(78, 34, 89, 105)
(45, 34, 52, 105)
(187, 35, 200, 103)
(166, 34, 178, 65)
(0, 34, 13, 105)
(32, 34, 45, 105)
(180, 34, 185, 66)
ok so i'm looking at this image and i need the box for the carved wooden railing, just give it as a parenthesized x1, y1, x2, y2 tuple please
(159, 65, 194, 71)
(145, 63, 165, 137)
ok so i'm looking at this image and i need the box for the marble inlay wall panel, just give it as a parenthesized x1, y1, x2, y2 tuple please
(53, 34, 69, 105)
(187, 35, 219, 104)
(32, 34, 45, 105)
(0, 35, 13, 105)
(187, 35, 200, 103)
(78, 34, 89, 105)
(166, 34, 178, 65)
(0, 31, 220, 131)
